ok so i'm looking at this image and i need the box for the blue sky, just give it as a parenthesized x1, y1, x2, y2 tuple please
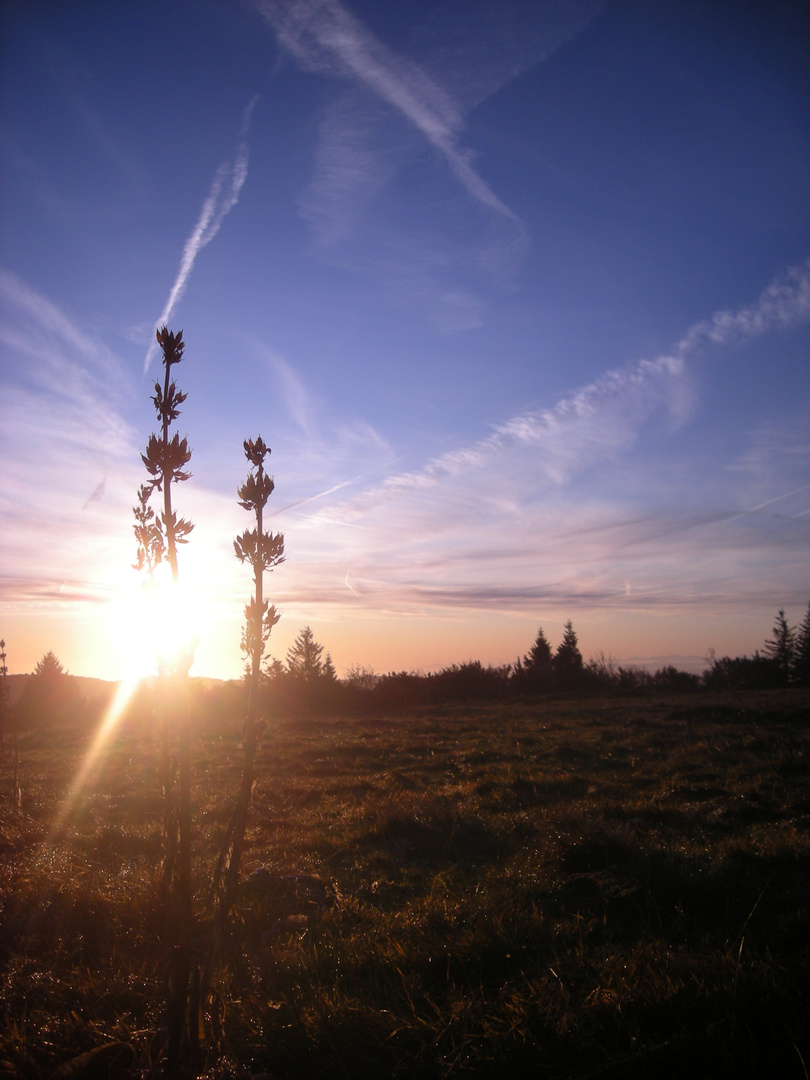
(1, 0, 808, 680)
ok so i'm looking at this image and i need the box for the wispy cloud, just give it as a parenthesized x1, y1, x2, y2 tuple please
(322, 258, 810, 525)
(414, 1, 602, 114)
(256, 259, 809, 626)
(0, 269, 120, 380)
(0, 272, 142, 621)
(252, 340, 319, 436)
(256, 0, 513, 217)
(3, 257, 807, 675)
(254, 0, 599, 326)
(144, 96, 259, 372)
(676, 257, 810, 355)
(321, 354, 690, 526)
(241, 334, 395, 502)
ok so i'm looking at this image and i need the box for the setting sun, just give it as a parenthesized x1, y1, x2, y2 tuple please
(125, 562, 200, 679)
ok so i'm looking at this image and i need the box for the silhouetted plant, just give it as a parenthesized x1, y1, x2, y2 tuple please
(137, 327, 194, 588)
(33, 650, 66, 680)
(0, 640, 7, 749)
(262, 655, 286, 680)
(701, 650, 781, 691)
(371, 669, 431, 710)
(583, 652, 637, 693)
(323, 652, 338, 683)
(0, 640, 20, 811)
(344, 664, 378, 692)
(205, 436, 283, 1001)
(17, 651, 76, 727)
(555, 620, 584, 691)
(132, 483, 165, 580)
(431, 660, 511, 703)
(279, 626, 345, 712)
(133, 325, 197, 1073)
(652, 664, 700, 693)
(286, 625, 325, 682)
(794, 601, 810, 686)
(513, 626, 554, 694)
(763, 608, 797, 686)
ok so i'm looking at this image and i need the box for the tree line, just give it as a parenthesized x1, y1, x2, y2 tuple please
(6, 602, 810, 730)
(248, 603, 810, 714)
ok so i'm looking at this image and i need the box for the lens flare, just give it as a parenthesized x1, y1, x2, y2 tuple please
(48, 566, 200, 841)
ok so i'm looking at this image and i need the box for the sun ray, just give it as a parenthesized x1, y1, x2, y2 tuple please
(48, 565, 199, 841)
(47, 674, 141, 841)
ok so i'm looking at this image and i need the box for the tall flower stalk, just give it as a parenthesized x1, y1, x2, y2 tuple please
(0, 639, 20, 812)
(138, 327, 194, 588)
(134, 325, 197, 1072)
(203, 436, 284, 1000)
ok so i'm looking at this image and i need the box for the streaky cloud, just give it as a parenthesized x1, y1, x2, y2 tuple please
(677, 257, 810, 355)
(326, 258, 810, 521)
(253, 339, 318, 436)
(254, 0, 515, 219)
(415, 0, 603, 115)
(327, 353, 688, 522)
(0, 269, 117, 377)
(144, 95, 259, 372)
(255, 2, 601, 329)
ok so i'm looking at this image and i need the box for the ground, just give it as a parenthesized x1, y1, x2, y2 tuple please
(1, 690, 809, 1078)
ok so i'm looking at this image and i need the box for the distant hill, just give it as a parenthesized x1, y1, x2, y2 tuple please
(3, 672, 235, 707)
(2, 673, 122, 707)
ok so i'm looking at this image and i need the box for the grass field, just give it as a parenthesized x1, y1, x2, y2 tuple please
(1, 690, 809, 1078)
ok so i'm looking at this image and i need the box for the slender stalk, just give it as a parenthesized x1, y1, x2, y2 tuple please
(0, 640, 19, 812)
(202, 437, 284, 1004)
(134, 326, 197, 1073)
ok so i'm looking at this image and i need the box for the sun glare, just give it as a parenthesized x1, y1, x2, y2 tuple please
(144, 563, 200, 676)
(50, 565, 202, 841)
(118, 562, 201, 681)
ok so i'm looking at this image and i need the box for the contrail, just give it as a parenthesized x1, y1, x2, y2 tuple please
(726, 484, 810, 524)
(676, 256, 810, 356)
(274, 479, 354, 517)
(254, 0, 516, 220)
(325, 257, 810, 519)
(144, 95, 259, 372)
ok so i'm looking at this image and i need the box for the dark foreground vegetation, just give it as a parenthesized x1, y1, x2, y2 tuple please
(1, 689, 809, 1079)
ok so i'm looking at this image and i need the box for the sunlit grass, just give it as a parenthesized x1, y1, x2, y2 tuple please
(2, 690, 808, 1078)
(46, 675, 142, 841)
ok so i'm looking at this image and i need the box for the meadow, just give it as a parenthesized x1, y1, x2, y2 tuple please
(1, 688, 809, 1079)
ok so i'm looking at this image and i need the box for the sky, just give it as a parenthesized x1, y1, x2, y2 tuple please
(1, 0, 808, 682)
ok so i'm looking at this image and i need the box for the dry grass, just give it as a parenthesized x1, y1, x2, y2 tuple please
(1, 691, 809, 1078)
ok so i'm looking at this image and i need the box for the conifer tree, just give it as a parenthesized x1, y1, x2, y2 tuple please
(763, 608, 796, 686)
(555, 620, 584, 691)
(20, 651, 72, 725)
(792, 601, 810, 686)
(323, 652, 338, 683)
(286, 626, 324, 682)
(33, 651, 66, 680)
(524, 627, 554, 692)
